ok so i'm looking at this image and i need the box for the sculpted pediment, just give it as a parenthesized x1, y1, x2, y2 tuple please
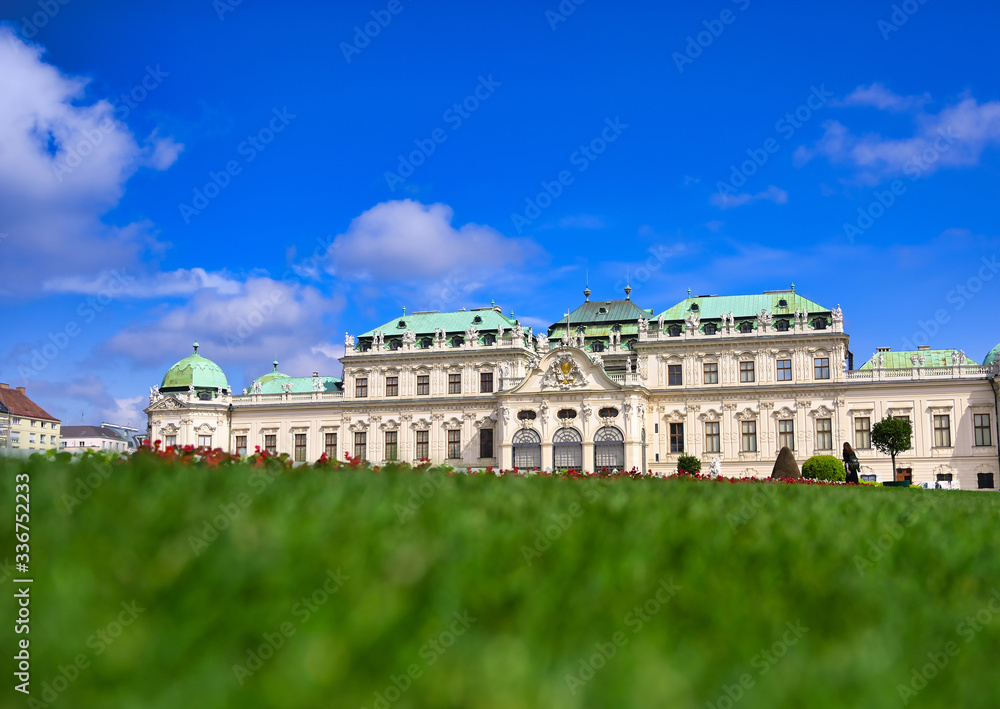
(147, 396, 186, 412)
(506, 347, 623, 394)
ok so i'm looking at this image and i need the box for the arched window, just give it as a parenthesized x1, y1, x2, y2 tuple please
(704, 323, 718, 335)
(668, 324, 682, 337)
(517, 410, 537, 421)
(553, 428, 583, 469)
(594, 426, 625, 470)
(776, 319, 789, 332)
(513, 429, 541, 469)
(397, 319, 406, 328)
(592, 341, 605, 353)
(598, 407, 619, 418)
(777, 299, 788, 308)
(557, 409, 577, 420)
(473, 315, 483, 324)
(739, 321, 753, 334)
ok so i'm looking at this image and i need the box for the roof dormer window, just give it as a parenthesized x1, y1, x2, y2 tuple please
(397, 320, 406, 328)
(777, 299, 788, 308)
(598, 307, 608, 314)
(690, 304, 699, 312)
(473, 315, 482, 324)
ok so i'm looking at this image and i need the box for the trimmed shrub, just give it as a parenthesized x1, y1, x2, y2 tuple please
(677, 454, 702, 474)
(771, 446, 801, 479)
(802, 454, 845, 482)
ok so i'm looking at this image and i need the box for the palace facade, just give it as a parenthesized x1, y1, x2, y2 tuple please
(145, 287, 1000, 489)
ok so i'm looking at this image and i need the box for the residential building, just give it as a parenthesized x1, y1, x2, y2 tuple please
(0, 383, 61, 452)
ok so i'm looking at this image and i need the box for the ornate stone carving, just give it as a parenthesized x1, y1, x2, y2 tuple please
(541, 351, 587, 390)
(757, 309, 772, 329)
(345, 332, 355, 348)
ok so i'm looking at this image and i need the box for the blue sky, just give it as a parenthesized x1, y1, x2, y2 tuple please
(1, 0, 999, 427)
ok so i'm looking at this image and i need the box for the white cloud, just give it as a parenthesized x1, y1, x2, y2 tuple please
(835, 83, 931, 112)
(44, 267, 243, 297)
(0, 28, 182, 297)
(710, 185, 788, 210)
(797, 91, 1000, 183)
(327, 200, 542, 281)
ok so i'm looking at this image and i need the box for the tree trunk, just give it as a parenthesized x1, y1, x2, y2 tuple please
(890, 452, 896, 482)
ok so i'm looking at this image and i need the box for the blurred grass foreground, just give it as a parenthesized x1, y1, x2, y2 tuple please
(3, 449, 1000, 709)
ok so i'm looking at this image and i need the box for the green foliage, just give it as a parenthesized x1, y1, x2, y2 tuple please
(676, 454, 702, 474)
(802, 455, 845, 482)
(871, 416, 913, 459)
(3, 453, 1000, 708)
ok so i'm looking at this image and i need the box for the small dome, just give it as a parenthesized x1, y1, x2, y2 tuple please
(253, 360, 290, 388)
(161, 342, 229, 392)
(984, 343, 1000, 366)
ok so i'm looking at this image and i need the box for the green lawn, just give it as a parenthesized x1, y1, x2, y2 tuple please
(3, 452, 1000, 708)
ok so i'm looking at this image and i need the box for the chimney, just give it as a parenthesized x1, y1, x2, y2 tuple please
(0, 383, 8, 389)
(16, 386, 25, 394)
(917, 345, 930, 351)
(312, 371, 319, 377)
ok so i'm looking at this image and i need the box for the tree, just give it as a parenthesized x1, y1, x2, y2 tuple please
(871, 416, 913, 480)
(677, 454, 701, 474)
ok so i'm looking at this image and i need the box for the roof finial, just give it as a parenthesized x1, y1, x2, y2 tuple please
(624, 268, 631, 300)
(402, 306, 406, 316)
(272, 359, 279, 372)
(687, 288, 692, 298)
(192, 340, 199, 354)
(791, 282, 796, 293)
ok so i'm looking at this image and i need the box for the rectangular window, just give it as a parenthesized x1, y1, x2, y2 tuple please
(974, 414, 992, 447)
(416, 430, 429, 460)
(294, 433, 306, 462)
(741, 421, 757, 452)
(354, 431, 367, 460)
(31, 420, 36, 427)
(480, 372, 494, 393)
(933, 414, 951, 448)
(448, 373, 462, 394)
(29, 433, 35, 443)
(236, 435, 247, 456)
(264, 434, 277, 455)
(355, 377, 368, 398)
(11, 417, 19, 425)
(703, 363, 718, 384)
(740, 361, 755, 383)
(776, 359, 792, 381)
(164, 435, 176, 448)
(417, 375, 430, 396)
(385, 376, 398, 397)
(855, 417, 871, 449)
(814, 358, 830, 380)
(668, 365, 683, 386)
(479, 428, 494, 458)
(39, 434, 45, 444)
(384, 431, 398, 461)
(705, 422, 720, 453)
(778, 419, 795, 450)
(325, 432, 337, 458)
(978, 473, 995, 490)
(198, 435, 212, 448)
(669, 423, 684, 453)
(816, 418, 832, 450)
(447, 430, 461, 459)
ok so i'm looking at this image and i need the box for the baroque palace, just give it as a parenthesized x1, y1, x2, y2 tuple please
(145, 286, 1000, 489)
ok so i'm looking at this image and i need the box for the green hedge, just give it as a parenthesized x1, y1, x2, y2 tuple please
(802, 454, 845, 482)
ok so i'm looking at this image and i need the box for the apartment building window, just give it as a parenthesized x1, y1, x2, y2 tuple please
(668, 365, 683, 386)
(31, 420, 36, 427)
(479, 428, 494, 458)
(669, 423, 684, 453)
(816, 418, 832, 450)
(855, 417, 871, 449)
(480, 372, 494, 393)
(294, 433, 307, 462)
(777, 359, 792, 381)
(416, 430, 429, 460)
(384, 431, 398, 461)
(29, 433, 35, 443)
(814, 358, 830, 380)
(355, 377, 368, 398)
(778, 419, 795, 450)
(39, 434, 45, 444)
(385, 376, 398, 397)
(11, 417, 19, 425)
(740, 361, 755, 383)
(933, 415, 951, 448)
(11, 431, 20, 443)
(448, 373, 462, 394)
(705, 422, 720, 453)
(741, 421, 757, 452)
(703, 363, 718, 384)
(974, 414, 992, 447)
(236, 435, 247, 456)
(264, 434, 277, 455)
(325, 432, 337, 458)
(447, 430, 461, 459)
(417, 375, 430, 395)
(354, 432, 367, 460)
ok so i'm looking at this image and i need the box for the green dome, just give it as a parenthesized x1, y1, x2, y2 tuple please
(984, 343, 1000, 366)
(253, 360, 290, 388)
(161, 342, 229, 392)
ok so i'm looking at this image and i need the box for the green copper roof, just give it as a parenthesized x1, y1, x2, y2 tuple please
(551, 299, 653, 327)
(360, 308, 517, 338)
(255, 361, 289, 386)
(161, 343, 230, 391)
(859, 349, 979, 370)
(255, 376, 342, 394)
(984, 343, 1000, 366)
(656, 292, 830, 321)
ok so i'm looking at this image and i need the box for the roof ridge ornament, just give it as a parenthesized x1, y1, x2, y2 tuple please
(624, 268, 631, 300)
